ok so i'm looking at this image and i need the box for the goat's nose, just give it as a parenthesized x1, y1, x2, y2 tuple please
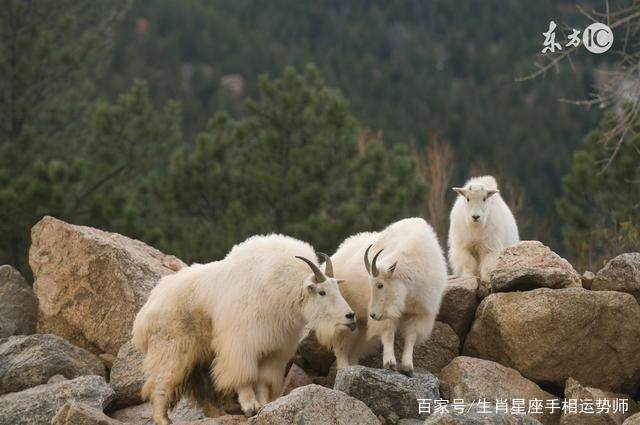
(472, 215, 480, 221)
(370, 313, 377, 319)
(346, 312, 355, 320)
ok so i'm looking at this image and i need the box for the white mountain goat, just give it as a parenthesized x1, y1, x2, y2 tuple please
(448, 175, 519, 282)
(324, 218, 448, 376)
(132, 234, 355, 424)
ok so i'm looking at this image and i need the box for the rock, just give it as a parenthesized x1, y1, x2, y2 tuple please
(110, 399, 206, 425)
(423, 405, 543, 424)
(110, 340, 145, 408)
(489, 241, 581, 292)
(52, 401, 123, 425)
(334, 365, 439, 423)
(98, 353, 116, 369)
(560, 378, 638, 425)
(0, 333, 105, 395)
(281, 363, 313, 396)
(0, 265, 37, 337)
(175, 417, 247, 425)
(625, 413, 640, 424)
(438, 356, 559, 424)
(361, 322, 460, 374)
(581, 271, 595, 289)
(592, 253, 640, 304)
(0, 375, 114, 425)
(49, 374, 69, 384)
(464, 288, 640, 393)
(29, 216, 183, 355)
(437, 276, 479, 340)
(295, 329, 335, 374)
(248, 384, 380, 425)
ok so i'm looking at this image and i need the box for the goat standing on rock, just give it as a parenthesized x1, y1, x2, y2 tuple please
(132, 234, 355, 424)
(448, 175, 519, 282)
(325, 218, 448, 376)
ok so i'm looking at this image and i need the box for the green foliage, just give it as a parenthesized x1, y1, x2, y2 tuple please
(149, 66, 424, 262)
(557, 110, 640, 270)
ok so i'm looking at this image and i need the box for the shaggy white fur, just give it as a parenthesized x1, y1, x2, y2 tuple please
(448, 175, 519, 282)
(132, 234, 354, 424)
(324, 217, 448, 375)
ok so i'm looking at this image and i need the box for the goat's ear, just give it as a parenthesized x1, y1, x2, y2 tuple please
(304, 281, 316, 293)
(452, 187, 466, 197)
(387, 261, 398, 277)
(487, 189, 499, 198)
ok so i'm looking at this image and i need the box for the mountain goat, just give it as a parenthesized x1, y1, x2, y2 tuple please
(325, 218, 448, 376)
(132, 234, 355, 424)
(448, 175, 519, 282)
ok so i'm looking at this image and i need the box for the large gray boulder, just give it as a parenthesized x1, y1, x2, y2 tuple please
(0, 333, 105, 395)
(437, 276, 479, 340)
(52, 402, 123, 425)
(0, 375, 114, 425)
(438, 356, 559, 424)
(361, 322, 459, 374)
(334, 365, 439, 423)
(30, 216, 184, 355)
(464, 288, 640, 393)
(110, 340, 145, 408)
(591, 253, 640, 304)
(110, 399, 206, 425)
(0, 265, 37, 337)
(489, 241, 581, 293)
(248, 384, 380, 425)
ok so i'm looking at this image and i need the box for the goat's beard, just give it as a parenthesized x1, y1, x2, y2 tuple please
(314, 319, 339, 350)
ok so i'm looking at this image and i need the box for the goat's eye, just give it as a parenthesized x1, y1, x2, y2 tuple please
(466, 197, 469, 202)
(483, 197, 486, 202)
(377, 283, 384, 289)
(318, 290, 326, 296)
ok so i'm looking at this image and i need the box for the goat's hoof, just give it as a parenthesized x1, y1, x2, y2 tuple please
(398, 365, 414, 377)
(383, 361, 397, 371)
(243, 408, 257, 418)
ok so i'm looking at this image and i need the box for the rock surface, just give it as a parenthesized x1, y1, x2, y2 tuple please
(248, 384, 379, 425)
(110, 340, 145, 408)
(0, 333, 105, 395)
(0, 375, 114, 425)
(29, 216, 184, 355)
(464, 288, 640, 393)
(424, 406, 543, 424)
(295, 329, 335, 374)
(110, 399, 206, 425)
(361, 321, 459, 374)
(625, 413, 640, 425)
(334, 365, 439, 423)
(437, 276, 479, 340)
(52, 402, 123, 425)
(560, 378, 638, 425)
(438, 356, 559, 425)
(591, 253, 640, 304)
(0, 265, 37, 337)
(490, 241, 581, 292)
(280, 363, 313, 396)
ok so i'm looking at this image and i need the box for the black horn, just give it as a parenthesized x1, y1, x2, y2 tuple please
(364, 244, 373, 274)
(371, 248, 384, 277)
(317, 252, 334, 278)
(295, 256, 326, 283)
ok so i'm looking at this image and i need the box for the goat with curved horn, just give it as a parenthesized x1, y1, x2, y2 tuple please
(295, 255, 326, 282)
(317, 252, 334, 278)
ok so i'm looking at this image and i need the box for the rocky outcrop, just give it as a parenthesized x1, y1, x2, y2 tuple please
(437, 276, 479, 340)
(281, 363, 313, 396)
(52, 402, 123, 425)
(560, 378, 638, 425)
(110, 399, 206, 425)
(110, 341, 145, 408)
(464, 288, 640, 393)
(361, 322, 459, 374)
(438, 356, 559, 424)
(0, 265, 37, 337)
(0, 375, 114, 425)
(295, 329, 335, 374)
(29, 216, 184, 355)
(0, 333, 105, 395)
(591, 253, 640, 304)
(334, 366, 439, 423)
(490, 241, 581, 292)
(424, 406, 543, 424)
(248, 384, 380, 425)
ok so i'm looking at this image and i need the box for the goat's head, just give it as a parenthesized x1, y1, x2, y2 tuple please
(296, 254, 356, 342)
(452, 184, 499, 226)
(364, 245, 405, 322)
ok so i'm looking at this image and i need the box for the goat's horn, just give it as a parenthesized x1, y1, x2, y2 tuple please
(371, 248, 384, 277)
(295, 256, 326, 283)
(364, 244, 373, 274)
(317, 252, 333, 278)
